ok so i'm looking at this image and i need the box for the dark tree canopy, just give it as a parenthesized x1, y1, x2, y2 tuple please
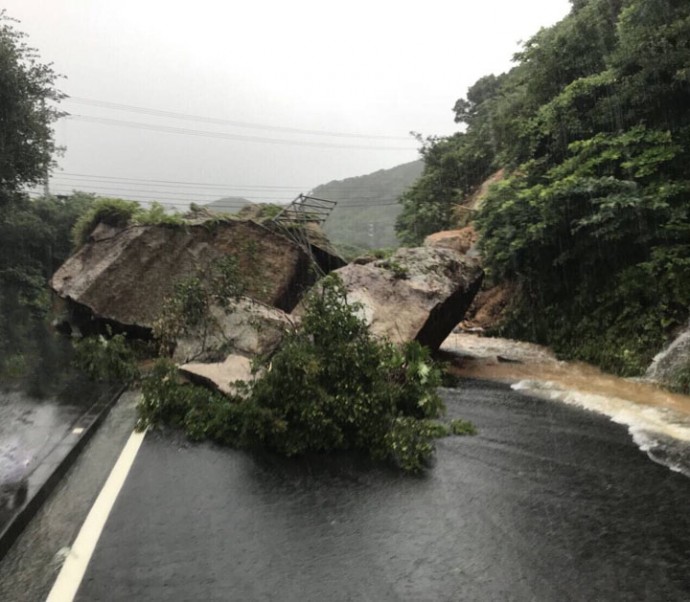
(0, 10, 63, 204)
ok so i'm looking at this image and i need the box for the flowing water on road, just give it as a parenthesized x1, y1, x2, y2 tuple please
(442, 332, 690, 477)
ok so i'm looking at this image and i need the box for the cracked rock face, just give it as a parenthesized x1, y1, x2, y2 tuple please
(330, 246, 484, 350)
(172, 298, 294, 364)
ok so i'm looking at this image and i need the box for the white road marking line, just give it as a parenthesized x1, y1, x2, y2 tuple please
(46, 429, 147, 602)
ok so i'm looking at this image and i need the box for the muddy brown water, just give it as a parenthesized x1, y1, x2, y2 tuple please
(443, 332, 690, 477)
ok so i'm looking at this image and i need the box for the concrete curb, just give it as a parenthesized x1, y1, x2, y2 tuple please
(0, 385, 126, 561)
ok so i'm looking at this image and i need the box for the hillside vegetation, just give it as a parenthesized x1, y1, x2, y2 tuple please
(397, 0, 690, 375)
(313, 160, 423, 252)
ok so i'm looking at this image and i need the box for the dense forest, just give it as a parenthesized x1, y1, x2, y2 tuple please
(397, 0, 690, 375)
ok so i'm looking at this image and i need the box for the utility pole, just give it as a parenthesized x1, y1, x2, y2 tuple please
(41, 98, 50, 198)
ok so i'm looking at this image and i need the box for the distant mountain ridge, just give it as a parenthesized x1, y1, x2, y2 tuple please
(204, 196, 252, 212)
(312, 160, 423, 251)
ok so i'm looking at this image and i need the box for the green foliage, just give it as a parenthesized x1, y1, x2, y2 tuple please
(251, 203, 283, 221)
(138, 359, 229, 432)
(423, 420, 451, 438)
(0, 16, 83, 371)
(0, 11, 64, 205)
(153, 255, 246, 354)
(450, 418, 477, 436)
(138, 276, 475, 472)
(370, 248, 396, 259)
(73, 329, 139, 383)
(0, 192, 95, 368)
(71, 197, 140, 246)
(0, 353, 28, 379)
(378, 259, 409, 280)
(396, 133, 494, 245)
(72, 198, 186, 247)
(134, 201, 185, 226)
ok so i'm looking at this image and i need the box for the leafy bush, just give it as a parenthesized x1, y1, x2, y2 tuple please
(72, 198, 141, 247)
(138, 275, 475, 472)
(152, 255, 246, 354)
(73, 330, 139, 383)
(0, 353, 28, 379)
(134, 201, 184, 226)
(450, 418, 477, 436)
(72, 198, 185, 247)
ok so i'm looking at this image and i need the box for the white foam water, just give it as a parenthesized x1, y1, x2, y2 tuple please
(512, 379, 690, 477)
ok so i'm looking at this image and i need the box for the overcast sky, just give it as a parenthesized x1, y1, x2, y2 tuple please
(5, 0, 571, 207)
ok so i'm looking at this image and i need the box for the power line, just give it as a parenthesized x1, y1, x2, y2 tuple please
(54, 170, 409, 193)
(47, 188, 290, 204)
(54, 171, 306, 191)
(44, 185, 402, 208)
(50, 178, 301, 199)
(50, 176, 403, 204)
(65, 96, 413, 142)
(64, 114, 418, 151)
(331, 202, 401, 208)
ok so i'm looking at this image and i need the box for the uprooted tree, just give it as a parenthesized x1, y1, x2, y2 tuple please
(137, 275, 475, 472)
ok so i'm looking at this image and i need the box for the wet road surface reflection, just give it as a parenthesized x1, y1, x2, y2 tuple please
(75, 381, 690, 601)
(0, 377, 117, 531)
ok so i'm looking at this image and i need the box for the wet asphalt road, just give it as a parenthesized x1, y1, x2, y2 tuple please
(0, 378, 121, 535)
(73, 380, 690, 602)
(0, 391, 139, 602)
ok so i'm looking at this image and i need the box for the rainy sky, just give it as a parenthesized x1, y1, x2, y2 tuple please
(4, 0, 571, 207)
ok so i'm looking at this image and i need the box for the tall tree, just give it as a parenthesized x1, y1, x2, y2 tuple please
(0, 10, 63, 205)
(0, 11, 71, 377)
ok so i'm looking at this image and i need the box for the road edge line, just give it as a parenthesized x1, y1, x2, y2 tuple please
(45, 428, 146, 602)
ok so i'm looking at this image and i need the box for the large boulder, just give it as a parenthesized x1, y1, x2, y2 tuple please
(172, 298, 294, 364)
(50, 219, 338, 333)
(645, 325, 690, 388)
(179, 354, 253, 396)
(330, 247, 483, 350)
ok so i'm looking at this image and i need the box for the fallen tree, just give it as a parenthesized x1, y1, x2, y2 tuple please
(137, 276, 475, 472)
